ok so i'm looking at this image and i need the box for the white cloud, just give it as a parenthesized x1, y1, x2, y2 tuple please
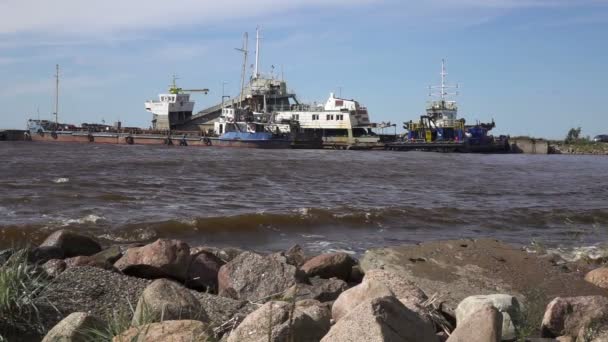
(0, 0, 376, 34)
(0, 73, 132, 97)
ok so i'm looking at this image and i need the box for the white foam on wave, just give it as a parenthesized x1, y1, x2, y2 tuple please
(296, 208, 310, 216)
(300, 234, 326, 239)
(53, 177, 69, 184)
(61, 214, 104, 226)
(544, 245, 608, 262)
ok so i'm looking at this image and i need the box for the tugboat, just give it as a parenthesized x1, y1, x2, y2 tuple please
(388, 59, 509, 153)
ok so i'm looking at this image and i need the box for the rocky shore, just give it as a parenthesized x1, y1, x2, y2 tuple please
(2, 230, 608, 341)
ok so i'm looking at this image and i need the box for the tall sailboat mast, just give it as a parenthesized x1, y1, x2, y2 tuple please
(54, 64, 59, 129)
(235, 32, 249, 105)
(254, 26, 261, 79)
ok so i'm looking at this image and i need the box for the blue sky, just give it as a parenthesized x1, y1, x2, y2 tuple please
(1, 0, 607, 139)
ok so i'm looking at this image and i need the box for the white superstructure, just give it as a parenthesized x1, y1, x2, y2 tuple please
(144, 78, 208, 130)
(145, 93, 194, 130)
(274, 92, 371, 131)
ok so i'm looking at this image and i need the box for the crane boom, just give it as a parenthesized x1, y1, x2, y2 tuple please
(181, 89, 209, 93)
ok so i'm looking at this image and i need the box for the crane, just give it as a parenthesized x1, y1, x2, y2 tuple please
(168, 75, 209, 95)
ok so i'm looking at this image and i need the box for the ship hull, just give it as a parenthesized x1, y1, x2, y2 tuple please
(212, 138, 292, 149)
(28, 132, 214, 147)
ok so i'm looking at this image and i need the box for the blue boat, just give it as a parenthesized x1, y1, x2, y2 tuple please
(213, 131, 292, 148)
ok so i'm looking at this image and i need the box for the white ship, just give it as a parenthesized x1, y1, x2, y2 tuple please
(144, 78, 208, 130)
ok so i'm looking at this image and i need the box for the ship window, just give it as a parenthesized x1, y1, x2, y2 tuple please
(326, 114, 334, 120)
(312, 114, 319, 121)
(293, 114, 299, 120)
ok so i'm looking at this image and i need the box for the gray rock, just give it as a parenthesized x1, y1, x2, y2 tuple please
(447, 304, 502, 342)
(363, 269, 428, 306)
(218, 251, 302, 302)
(91, 245, 123, 264)
(285, 244, 307, 267)
(42, 259, 67, 277)
(456, 294, 522, 341)
(227, 299, 331, 342)
(37, 267, 150, 329)
(27, 246, 65, 264)
(186, 250, 224, 291)
(114, 320, 212, 342)
(132, 279, 208, 326)
(331, 279, 394, 321)
(284, 276, 348, 302)
(42, 312, 105, 342)
(190, 291, 256, 327)
(321, 296, 437, 342)
(40, 229, 101, 257)
(541, 296, 608, 339)
(301, 252, 356, 281)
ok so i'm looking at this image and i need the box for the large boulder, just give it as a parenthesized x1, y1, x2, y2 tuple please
(321, 296, 437, 342)
(301, 252, 356, 281)
(584, 267, 608, 289)
(331, 279, 394, 321)
(363, 269, 428, 306)
(37, 267, 150, 329)
(42, 312, 105, 342)
(285, 276, 348, 302)
(186, 250, 224, 291)
(218, 251, 302, 302)
(114, 320, 212, 342)
(456, 294, 522, 341)
(40, 229, 101, 257)
(114, 239, 191, 280)
(447, 304, 503, 342)
(132, 279, 207, 326)
(227, 299, 331, 342)
(541, 296, 608, 338)
(27, 246, 65, 264)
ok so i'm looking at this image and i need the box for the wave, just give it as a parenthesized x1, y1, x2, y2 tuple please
(1, 206, 607, 248)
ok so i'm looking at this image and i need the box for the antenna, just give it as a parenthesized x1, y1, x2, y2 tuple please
(171, 74, 179, 89)
(428, 59, 459, 100)
(235, 32, 249, 106)
(54, 64, 59, 129)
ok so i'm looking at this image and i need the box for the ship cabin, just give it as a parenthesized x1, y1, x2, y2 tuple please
(145, 93, 195, 130)
(274, 93, 375, 140)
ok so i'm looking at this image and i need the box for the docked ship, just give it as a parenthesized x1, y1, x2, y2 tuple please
(387, 59, 509, 153)
(181, 28, 391, 150)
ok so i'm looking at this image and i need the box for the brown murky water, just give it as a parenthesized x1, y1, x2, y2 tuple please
(1, 141, 607, 254)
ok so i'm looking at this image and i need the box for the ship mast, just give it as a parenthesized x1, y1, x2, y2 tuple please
(254, 26, 261, 79)
(54, 64, 59, 129)
(429, 59, 459, 101)
(235, 32, 249, 106)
